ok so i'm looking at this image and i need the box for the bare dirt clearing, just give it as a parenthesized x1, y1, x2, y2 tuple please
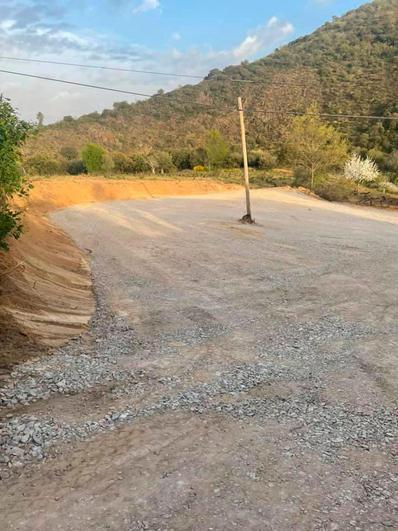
(1, 188, 398, 530)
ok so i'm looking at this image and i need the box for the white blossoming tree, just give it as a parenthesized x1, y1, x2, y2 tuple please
(344, 154, 381, 192)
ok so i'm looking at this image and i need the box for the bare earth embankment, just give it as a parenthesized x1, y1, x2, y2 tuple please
(0, 178, 236, 370)
(0, 188, 397, 530)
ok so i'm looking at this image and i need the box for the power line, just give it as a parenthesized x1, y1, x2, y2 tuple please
(0, 54, 385, 88)
(0, 68, 155, 97)
(0, 56, 204, 80)
(0, 55, 306, 85)
(0, 67, 232, 112)
(0, 67, 394, 123)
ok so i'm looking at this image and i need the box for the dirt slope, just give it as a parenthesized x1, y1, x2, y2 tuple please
(0, 178, 238, 366)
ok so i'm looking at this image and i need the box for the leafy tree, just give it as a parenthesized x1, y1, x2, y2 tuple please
(113, 152, 133, 173)
(172, 149, 201, 171)
(285, 106, 348, 189)
(0, 97, 32, 251)
(36, 112, 44, 127)
(81, 143, 106, 174)
(130, 154, 150, 173)
(156, 152, 175, 174)
(205, 130, 229, 170)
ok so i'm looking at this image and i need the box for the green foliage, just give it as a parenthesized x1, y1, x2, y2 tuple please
(172, 149, 203, 171)
(0, 96, 32, 251)
(21, 1, 398, 172)
(81, 143, 106, 174)
(60, 146, 79, 161)
(155, 152, 175, 174)
(66, 159, 87, 175)
(25, 154, 65, 176)
(130, 154, 151, 173)
(205, 130, 229, 169)
(285, 106, 348, 189)
(36, 112, 44, 127)
(248, 149, 277, 170)
(383, 151, 398, 175)
(102, 153, 115, 176)
(113, 152, 133, 174)
(313, 175, 357, 202)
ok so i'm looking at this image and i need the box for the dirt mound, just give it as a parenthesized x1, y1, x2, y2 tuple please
(26, 178, 235, 212)
(0, 178, 238, 367)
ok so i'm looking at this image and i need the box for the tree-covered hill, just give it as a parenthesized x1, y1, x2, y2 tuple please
(24, 0, 398, 165)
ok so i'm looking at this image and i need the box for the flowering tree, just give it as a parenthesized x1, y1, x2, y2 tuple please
(344, 154, 381, 189)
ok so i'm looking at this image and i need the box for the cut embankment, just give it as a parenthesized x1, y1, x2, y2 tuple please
(0, 178, 238, 366)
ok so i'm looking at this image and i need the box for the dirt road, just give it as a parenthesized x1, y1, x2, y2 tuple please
(1, 188, 398, 530)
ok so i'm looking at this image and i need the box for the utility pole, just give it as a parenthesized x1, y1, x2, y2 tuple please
(238, 97, 254, 223)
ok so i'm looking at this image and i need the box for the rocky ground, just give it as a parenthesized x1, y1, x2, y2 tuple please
(1, 189, 397, 530)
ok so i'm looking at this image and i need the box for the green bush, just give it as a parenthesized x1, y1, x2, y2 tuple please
(248, 149, 277, 170)
(113, 152, 133, 173)
(66, 159, 87, 175)
(292, 167, 311, 187)
(314, 175, 357, 202)
(172, 149, 202, 171)
(130, 154, 151, 173)
(25, 154, 65, 176)
(81, 143, 106, 174)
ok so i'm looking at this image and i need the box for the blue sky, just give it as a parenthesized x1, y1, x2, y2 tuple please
(0, 0, 366, 121)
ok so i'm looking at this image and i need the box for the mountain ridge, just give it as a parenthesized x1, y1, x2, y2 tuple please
(25, 0, 398, 164)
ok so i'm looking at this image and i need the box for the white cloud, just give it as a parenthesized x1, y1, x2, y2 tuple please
(132, 0, 160, 14)
(0, 3, 294, 123)
(172, 32, 181, 41)
(233, 17, 294, 60)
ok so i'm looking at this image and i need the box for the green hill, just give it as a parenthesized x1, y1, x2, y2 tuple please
(25, 0, 398, 168)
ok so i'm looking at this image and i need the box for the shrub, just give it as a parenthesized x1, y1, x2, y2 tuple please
(292, 167, 311, 187)
(130, 154, 151, 173)
(81, 143, 106, 174)
(228, 152, 243, 168)
(344, 154, 381, 185)
(379, 181, 398, 194)
(25, 154, 65, 176)
(248, 149, 277, 170)
(66, 159, 87, 175)
(113, 152, 133, 174)
(314, 175, 357, 202)
(172, 149, 197, 170)
(193, 165, 206, 172)
(383, 151, 398, 174)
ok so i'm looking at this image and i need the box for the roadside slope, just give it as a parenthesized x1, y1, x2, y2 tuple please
(0, 178, 238, 365)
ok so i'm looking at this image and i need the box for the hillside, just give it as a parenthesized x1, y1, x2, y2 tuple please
(25, 0, 398, 164)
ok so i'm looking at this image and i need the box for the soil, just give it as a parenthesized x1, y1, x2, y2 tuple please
(0, 178, 238, 364)
(1, 188, 397, 530)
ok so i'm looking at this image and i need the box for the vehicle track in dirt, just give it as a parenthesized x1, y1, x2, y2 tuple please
(1, 188, 397, 530)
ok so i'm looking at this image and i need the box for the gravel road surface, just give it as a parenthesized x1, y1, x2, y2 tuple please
(1, 188, 397, 530)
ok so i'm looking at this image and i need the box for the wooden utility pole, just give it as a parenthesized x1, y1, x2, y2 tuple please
(238, 97, 253, 223)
